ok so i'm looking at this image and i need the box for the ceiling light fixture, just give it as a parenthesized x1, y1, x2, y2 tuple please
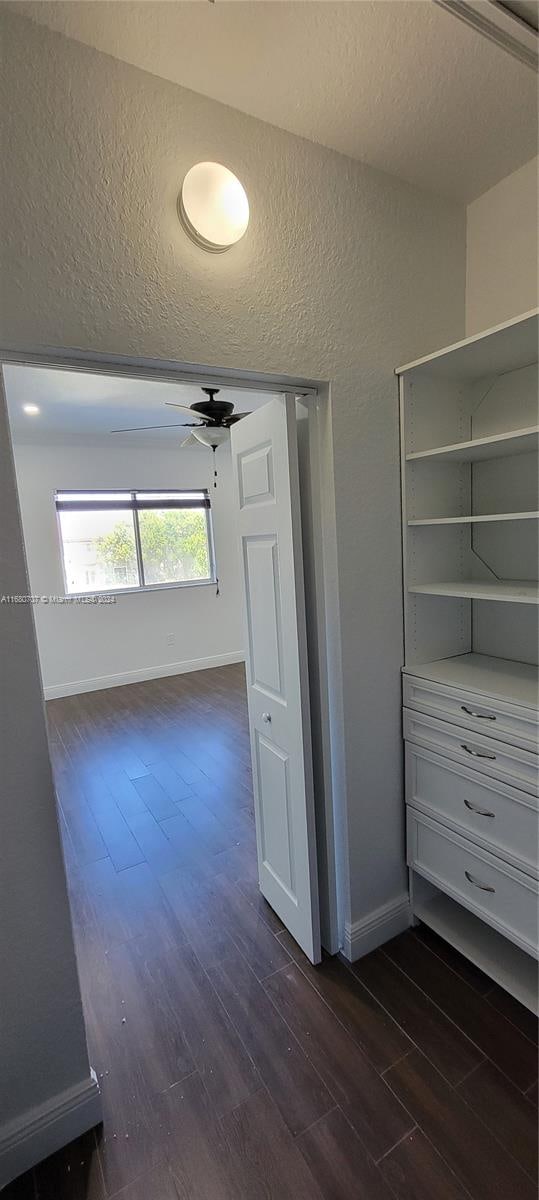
(23, 404, 40, 415)
(178, 162, 249, 252)
(191, 426, 230, 449)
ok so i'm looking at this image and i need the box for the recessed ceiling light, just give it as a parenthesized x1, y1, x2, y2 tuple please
(23, 404, 40, 415)
(178, 162, 249, 252)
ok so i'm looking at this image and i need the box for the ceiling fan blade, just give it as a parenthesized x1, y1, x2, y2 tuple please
(224, 412, 252, 426)
(164, 401, 200, 415)
(165, 401, 218, 424)
(110, 422, 198, 433)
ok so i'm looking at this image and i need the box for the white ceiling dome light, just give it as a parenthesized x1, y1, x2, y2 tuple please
(178, 161, 249, 251)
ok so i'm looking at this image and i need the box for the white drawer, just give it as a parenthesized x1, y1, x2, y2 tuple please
(404, 708, 538, 796)
(403, 675, 538, 753)
(405, 742, 539, 877)
(407, 808, 539, 958)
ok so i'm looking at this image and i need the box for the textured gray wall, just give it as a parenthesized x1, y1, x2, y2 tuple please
(0, 389, 90, 1133)
(0, 10, 465, 942)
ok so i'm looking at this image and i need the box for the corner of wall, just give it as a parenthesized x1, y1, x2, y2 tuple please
(466, 156, 538, 336)
(0, 1073, 102, 1189)
(342, 893, 411, 961)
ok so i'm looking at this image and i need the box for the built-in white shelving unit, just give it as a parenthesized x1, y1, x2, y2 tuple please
(397, 309, 539, 1013)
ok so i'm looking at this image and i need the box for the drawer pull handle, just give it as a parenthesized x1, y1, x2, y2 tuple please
(461, 705, 495, 721)
(464, 798, 495, 818)
(465, 869, 495, 893)
(461, 743, 496, 760)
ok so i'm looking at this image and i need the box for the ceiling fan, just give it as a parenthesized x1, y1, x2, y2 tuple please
(110, 387, 251, 450)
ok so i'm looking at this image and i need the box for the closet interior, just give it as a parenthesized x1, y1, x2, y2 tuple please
(398, 310, 538, 1012)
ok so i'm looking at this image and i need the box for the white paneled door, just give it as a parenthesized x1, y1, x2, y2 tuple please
(231, 395, 321, 963)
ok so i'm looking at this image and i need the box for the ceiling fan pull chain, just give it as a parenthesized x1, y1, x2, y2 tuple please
(212, 444, 218, 488)
(215, 576, 220, 597)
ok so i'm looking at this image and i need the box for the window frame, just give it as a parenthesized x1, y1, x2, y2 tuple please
(54, 488, 217, 598)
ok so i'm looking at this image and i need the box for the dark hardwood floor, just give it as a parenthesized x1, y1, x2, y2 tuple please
(5, 665, 537, 1199)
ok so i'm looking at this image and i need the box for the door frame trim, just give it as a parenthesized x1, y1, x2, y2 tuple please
(0, 342, 318, 396)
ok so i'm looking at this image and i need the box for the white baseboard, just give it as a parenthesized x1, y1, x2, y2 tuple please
(43, 652, 245, 700)
(0, 1071, 102, 1189)
(342, 893, 411, 961)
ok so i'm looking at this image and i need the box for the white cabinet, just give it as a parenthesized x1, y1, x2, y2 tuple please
(398, 309, 539, 1013)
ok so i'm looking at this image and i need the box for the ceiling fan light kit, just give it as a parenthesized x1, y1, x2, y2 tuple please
(190, 426, 230, 449)
(178, 161, 249, 251)
(110, 387, 252, 485)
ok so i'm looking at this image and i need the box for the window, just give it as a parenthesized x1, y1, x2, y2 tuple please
(55, 490, 215, 595)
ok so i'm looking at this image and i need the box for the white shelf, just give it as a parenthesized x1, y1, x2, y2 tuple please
(409, 511, 539, 526)
(403, 653, 539, 710)
(406, 426, 539, 464)
(414, 892, 538, 1014)
(410, 579, 539, 605)
(396, 310, 538, 382)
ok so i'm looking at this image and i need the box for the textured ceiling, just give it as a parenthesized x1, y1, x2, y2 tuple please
(4, 366, 272, 446)
(11, 0, 538, 202)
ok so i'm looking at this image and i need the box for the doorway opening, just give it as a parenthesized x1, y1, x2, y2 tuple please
(2, 345, 344, 995)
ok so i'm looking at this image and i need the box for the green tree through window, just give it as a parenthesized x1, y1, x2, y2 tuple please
(95, 509, 210, 585)
(94, 520, 137, 577)
(139, 509, 210, 584)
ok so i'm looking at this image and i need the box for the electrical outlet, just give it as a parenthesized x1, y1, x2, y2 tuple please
(166, 633, 175, 646)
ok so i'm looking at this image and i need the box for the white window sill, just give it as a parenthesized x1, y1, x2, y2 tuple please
(65, 579, 217, 600)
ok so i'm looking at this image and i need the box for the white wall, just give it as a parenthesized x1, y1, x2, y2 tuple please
(10, 438, 244, 697)
(0, 9, 466, 950)
(466, 156, 538, 335)
(0, 396, 100, 1186)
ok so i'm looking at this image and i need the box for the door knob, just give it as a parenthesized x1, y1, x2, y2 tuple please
(262, 712, 272, 723)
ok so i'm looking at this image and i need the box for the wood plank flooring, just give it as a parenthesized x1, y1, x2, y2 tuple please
(5, 665, 537, 1199)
